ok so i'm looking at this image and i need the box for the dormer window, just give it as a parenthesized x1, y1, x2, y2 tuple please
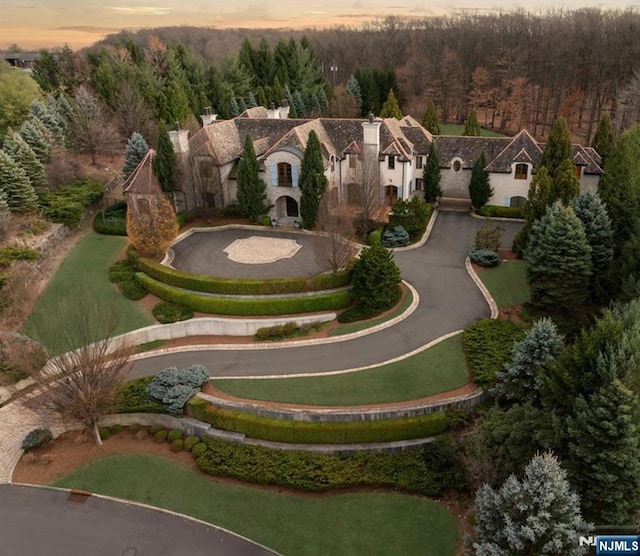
(514, 164, 528, 180)
(388, 155, 395, 170)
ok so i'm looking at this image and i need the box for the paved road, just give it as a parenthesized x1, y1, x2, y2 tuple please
(0, 484, 277, 556)
(131, 212, 522, 378)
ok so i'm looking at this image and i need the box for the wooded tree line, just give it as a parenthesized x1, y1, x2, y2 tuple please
(85, 8, 640, 142)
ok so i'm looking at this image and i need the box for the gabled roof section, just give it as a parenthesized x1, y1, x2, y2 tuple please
(380, 118, 414, 160)
(342, 140, 362, 156)
(484, 129, 542, 173)
(237, 106, 269, 119)
(572, 145, 604, 175)
(123, 149, 162, 195)
(433, 136, 510, 170)
(189, 120, 242, 165)
(262, 119, 336, 162)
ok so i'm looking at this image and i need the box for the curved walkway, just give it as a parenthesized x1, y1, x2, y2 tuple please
(131, 212, 522, 378)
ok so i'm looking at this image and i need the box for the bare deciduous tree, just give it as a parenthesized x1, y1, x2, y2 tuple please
(314, 193, 357, 273)
(31, 292, 134, 446)
(114, 81, 155, 140)
(352, 151, 383, 235)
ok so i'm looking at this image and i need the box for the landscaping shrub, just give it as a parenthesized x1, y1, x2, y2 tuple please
(170, 438, 184, 452)
(109, 424, 123, 434)
(21, 428, 53, 451)
(99, 427, 111, 441)
(186, 398, 449, 444)
(154, 430, 168, 441)
(469, 248, 501, 268)
(477, 205, 524, 219)
(119, 279, 147, 300)
(192, 442, 208, 457)
(184, 436, 200, 451)
(381, 226, 410, 247)
(108, 259, 147, 300)
(259, 215, 271, 226)
(195, 435, 467, 496)
(176, 210, 196, 228)
(94, 201, 127, 236)
(40, 178, 104, 227)
(149, 425, 163, 435)
(463, 319, 527, 388)
(136, 273, 352, 316)
(0, 246, 39, 267)
(152, 302, 194, 324)
(146, 365, 209, 415)
(135, 257, 351, 295)
(337, 304, 382, 323)
(388, 197, 432, 240)
(115, 377, 166, 414)
(254, 321, 325, 341)
(350, 243, 401, 312)
(221, 204, 245, 218)
(167, 429, 183, 442)
(368, 228, 382, 246)
(474, 223, 504, 251)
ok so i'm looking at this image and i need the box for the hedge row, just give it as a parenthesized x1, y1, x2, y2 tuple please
(186, 397, 449, 444)
(136, 273, 352, 316)
(195, 435, 468, 495)
(135, 256, 351, 295)
(462, 318, 527, 388)
(477, 205, 525, 219)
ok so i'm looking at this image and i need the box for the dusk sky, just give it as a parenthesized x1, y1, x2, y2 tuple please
(2, 0, 640, 49)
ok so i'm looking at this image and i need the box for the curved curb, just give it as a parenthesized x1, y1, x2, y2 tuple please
(390, 208, 439, 252)
(9, 483, 281, 555)
(464, 256, 499, 319)
(130, 280, 420, 360)
(469, 211, 526, 223)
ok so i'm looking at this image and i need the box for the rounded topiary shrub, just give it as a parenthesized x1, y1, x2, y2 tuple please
(154, 429, 168, 442)
(184, 436, 200, 452)
(149, 425, 163, 435)
(191, 442, 208, 457)
(170, 438, 184, 452)
(469, 248, 501, 268)
(167, 429, 183, 442)
(99, 427, 111, 441)
(381, 225, 410, 247)
(152, 302, 194, 324)
(21, 428, 53, 451)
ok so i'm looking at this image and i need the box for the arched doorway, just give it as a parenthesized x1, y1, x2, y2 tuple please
(276, 195, 299, 218)
(384, 185, 398, 206)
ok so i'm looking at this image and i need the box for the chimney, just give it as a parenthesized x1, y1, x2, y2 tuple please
(362, 114, 381, 148)
(267, 102, 280, 119)
(168, 128, 190, 155)
(278, 100, 290, 119)
(200, 106, 217, 126)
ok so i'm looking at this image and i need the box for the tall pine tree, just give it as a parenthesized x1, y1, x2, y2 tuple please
(423, 142, 441, 203)
(0, 150, 39, 213)
(591, 113, 615, 169)
(540, 116, 572, 179)
(379, 89, 403, 119)
(153, 124, 177, 193)
(462, 108, 481, 136)
(422, 100, 440, 135)
(551, 158, 580, 204)
(236, 134, 267, 222)
(3, 131, 47, 189)
(123, 132, 150, 178)
(299, 130, 327, 229)
(468, 152, 492, 208)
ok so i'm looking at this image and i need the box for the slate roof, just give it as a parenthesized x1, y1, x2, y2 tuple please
(484, 130, 542, 173)
(433, 136, 510, 170)
(122, 150, 162, 195)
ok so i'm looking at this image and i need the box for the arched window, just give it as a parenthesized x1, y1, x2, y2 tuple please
(514, 164, 528, 180)
(453, 160, 461, 172)
(277, 162, 292, 187)
(510, 196, 526, 208)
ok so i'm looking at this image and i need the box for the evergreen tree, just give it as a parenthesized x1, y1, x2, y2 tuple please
(236, 134, 267, 222)
(566, 379, 640, 526)
(152, 124, 177, 193)
(598, 124, 640, 256)
(292, 90, 306, 118)
(422, 100, 441, 135)
(19, 117, 51, 163)
(379, 89, 402, 119)
(472, 453, 591, 556)
(551, 158, 580, 204)
(423, 142, 442, 203)
(351, 242, 402, 312)
(493, 318, 563, 405)
(123, 132, 150, 178)
(246, 92, 258, 108)
(540, 116, 573, 179)
(228, 97, 240, 117)
(513, 166, 554, 256)
(468, 152, 492, 208)
(570, 192, 614, 278)
(462, 108, 481, 136)
(525, 202, 592, 312)
(3, 131, 47, 189)
(28, 100, 65, 145)
(0, 150, 39, 213)
(165, 57, 192, 124)
(591, 113, 615, 169)
(345, 75, 362, 111)
(299, 130, 327, 229)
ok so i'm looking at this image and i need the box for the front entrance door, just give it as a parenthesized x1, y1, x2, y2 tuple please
(285, 196, 299, 217)
(384, 185, 398, 206)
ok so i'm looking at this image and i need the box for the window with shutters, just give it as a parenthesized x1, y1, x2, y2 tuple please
(278, 162, 292, 187)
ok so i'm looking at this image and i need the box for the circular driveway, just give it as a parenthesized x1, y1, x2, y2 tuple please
(132, 212, 523, 378)
(170, 228, 326, 279)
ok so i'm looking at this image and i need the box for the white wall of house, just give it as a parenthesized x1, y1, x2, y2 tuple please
(489, 172, 530, 206)
(580, 174, 600, 194)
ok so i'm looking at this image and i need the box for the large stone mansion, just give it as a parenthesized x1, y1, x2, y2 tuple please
(167, 105, 603, 219)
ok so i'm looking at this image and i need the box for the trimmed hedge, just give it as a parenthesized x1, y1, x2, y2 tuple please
(135, 256, 351, 295)
(94, 201, 127, 236)
(463, 318, 527, 388)
(469, 248, 501, 268)
(152, 302, 194, 324)
(184, 436, 200, 451)
(477, 205, 525, 219)
(195, 435, 467, 496)
(108, 260, 147, 300)
(186, 397, 449, 444)
(136, 273, 352, 316)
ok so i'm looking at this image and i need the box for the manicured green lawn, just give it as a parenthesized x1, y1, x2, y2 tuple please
(440, 123, 505, 137)
(24, 233, 154, 355)
(53, 454, 458, 556)
(477, 260, 529, 308)
(212, 333, 468, 405)
(330, 289, 414, 337)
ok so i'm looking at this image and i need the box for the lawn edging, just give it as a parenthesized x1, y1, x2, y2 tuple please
(464, 256, 498, 318)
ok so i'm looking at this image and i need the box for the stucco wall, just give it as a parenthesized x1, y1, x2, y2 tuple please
(488, 172, 530, 206)
(440, 162, 471, 199)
